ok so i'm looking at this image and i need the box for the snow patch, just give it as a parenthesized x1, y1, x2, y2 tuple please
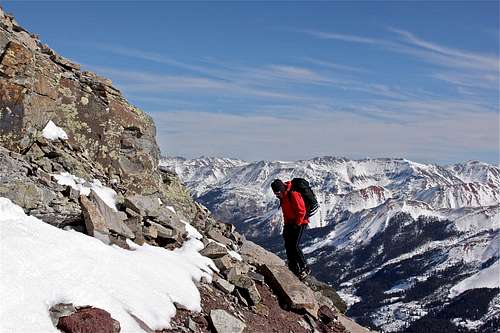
(42, 120, 68, 141)
(336, 290, 361, 307)
(449, 260, 500, 298)
(0, 197, 216, 333)
(52, 172, 118, 211)
(180, 219, 203, 240)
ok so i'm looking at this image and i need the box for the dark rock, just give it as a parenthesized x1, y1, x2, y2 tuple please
(56, 307, 120, 333)
(305, 276, 347, 314)
(318, 305, 338, 325)
(228, 274, 261, 306)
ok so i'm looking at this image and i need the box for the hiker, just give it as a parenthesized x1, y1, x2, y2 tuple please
(271, 178, 313, 280)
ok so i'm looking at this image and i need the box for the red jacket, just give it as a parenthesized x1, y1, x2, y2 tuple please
(280, 181, 309, 225)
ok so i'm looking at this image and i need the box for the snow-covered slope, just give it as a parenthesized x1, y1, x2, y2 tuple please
(160, 156, 500, 332)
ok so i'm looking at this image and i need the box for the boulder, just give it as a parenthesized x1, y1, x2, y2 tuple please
(90, 190, 134, 239)
(214, 277, 235, 294)
(239, 240, 285, 267)
(200, 242, 228, 259)
(80, 190, 134, 244)
(155, 206, 187, 235)
(56, 307, 120, 333)
(260, 264, 318, 317)
(80, 195, 110, 244)
(209, 309, 246, 333)
(124, 194, 160, 217)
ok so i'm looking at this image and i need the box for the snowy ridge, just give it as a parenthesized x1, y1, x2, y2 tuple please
(160, 156, 499, 236)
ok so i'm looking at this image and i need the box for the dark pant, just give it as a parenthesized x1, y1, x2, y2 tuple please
(283, 223, 308, 274)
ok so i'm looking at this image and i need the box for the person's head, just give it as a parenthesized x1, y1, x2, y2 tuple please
(271, 179, 286, 198)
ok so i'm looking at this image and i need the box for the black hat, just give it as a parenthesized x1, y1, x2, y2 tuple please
(271, 179, 285, 193)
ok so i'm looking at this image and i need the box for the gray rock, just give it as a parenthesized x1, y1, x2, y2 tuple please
(226, 264, 251, 281)
(90, 190, 134, 239)
(80, 195, 110, 244)
(80, 190, 135, 245)
(208, 229, 233, 247)
(212, 255, 235, 272)
(210, 309, 246, 333)
(148, 220, 178, 241)
(228, 274, 261, 306)
(155, 206, 186, 235)
(186, 317, 199, 332)
(240, 240, 285, 267)
(214, 277, 235, 294)
(247, 271, 265, 283)
(124, 194, 161, 217)
(200, 242, 228, 259)
(49, 303, 76, 327)
(123, 215, 143, 244)
(260, 264, 318, 317)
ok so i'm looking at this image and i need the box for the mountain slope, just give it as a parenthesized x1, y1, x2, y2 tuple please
(160, 156, 500, 332)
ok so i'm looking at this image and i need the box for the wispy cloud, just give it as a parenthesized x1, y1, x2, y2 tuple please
(299, 29, 392, 46)
(388, 27, 499, 72)
(301, 27, 499, 94)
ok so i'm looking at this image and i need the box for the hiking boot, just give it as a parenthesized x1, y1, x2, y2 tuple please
(298, 267, 311, 280)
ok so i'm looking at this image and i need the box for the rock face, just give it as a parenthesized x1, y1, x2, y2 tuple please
(0, 7, 198, 221)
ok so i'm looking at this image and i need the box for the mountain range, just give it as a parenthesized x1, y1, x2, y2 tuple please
(160, 156, 500, 332)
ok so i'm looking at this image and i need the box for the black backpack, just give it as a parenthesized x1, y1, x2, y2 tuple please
(289, 178, 319, 217)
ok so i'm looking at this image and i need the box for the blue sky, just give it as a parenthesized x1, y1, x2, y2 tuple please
(3, 1, 499, 164)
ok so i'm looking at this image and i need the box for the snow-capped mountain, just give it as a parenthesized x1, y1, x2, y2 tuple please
(160, 156, 500, 332)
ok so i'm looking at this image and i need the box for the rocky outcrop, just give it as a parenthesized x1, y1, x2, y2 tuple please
(0, 6, 198, 222)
